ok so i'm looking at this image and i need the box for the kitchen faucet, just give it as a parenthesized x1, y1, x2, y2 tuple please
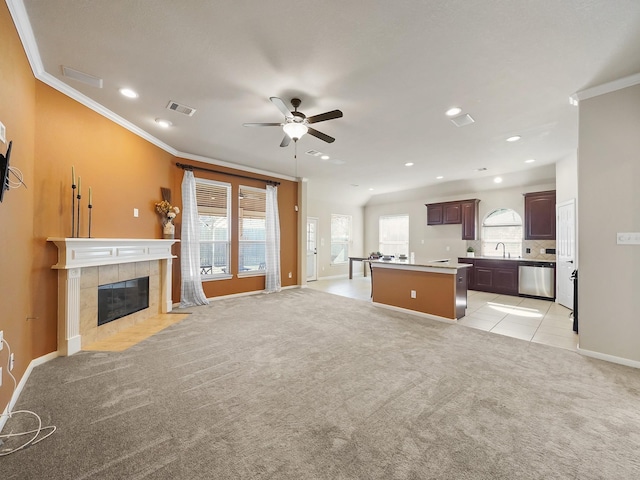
(495, 242, 506, 258)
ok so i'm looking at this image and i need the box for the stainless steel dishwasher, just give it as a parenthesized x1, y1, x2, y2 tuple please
(518, 262, 555, 299)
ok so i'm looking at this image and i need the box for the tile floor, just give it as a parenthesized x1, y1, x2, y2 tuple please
(307, 275, 578, 351)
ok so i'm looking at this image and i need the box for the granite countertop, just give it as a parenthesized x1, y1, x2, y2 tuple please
(460, 256, 556, 264)
(371, 258, 471, 270)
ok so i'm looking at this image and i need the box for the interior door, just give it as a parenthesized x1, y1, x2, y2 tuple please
(306, 217, 318, 282)
(556, 199, 576, 309)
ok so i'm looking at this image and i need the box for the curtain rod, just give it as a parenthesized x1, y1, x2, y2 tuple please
(176, 162, 280, 186)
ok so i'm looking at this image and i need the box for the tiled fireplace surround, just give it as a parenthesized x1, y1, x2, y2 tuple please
(48, 238, 178, 356)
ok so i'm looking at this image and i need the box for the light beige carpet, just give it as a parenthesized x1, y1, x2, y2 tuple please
(3, 288, 640, 479)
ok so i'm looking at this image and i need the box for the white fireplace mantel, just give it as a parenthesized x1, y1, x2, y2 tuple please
(47, 238, 179, 356)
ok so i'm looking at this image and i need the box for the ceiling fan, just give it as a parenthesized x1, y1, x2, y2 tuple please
(243, 97, 343, 147)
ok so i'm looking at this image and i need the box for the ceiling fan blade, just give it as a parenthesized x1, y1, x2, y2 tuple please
(280, 135, 291, 147)
(243, 122, 283, 127)
(306, 109, 343, 124)
(307, 127, 335, 143)
(270, 97, 294, 119)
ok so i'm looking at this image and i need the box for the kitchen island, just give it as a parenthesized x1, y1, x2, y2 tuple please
(370, 259, 471, 321)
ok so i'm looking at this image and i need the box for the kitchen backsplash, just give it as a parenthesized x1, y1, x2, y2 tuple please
(465, 240, 556, 261)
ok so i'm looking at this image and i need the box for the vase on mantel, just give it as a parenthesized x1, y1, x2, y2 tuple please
(163, 219, 175, 239)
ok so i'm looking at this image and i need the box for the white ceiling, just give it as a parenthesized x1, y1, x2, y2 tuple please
(12, 0, 640, 205)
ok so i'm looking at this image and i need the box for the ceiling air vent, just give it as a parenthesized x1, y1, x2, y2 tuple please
(450, 113, 475, 127)
(166, 101, 196, 116)
(305, 150, 323, 157)
(61, 65, 103, 88)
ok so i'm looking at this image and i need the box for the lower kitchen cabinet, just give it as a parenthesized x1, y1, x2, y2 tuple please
(458, 258, 519, 295)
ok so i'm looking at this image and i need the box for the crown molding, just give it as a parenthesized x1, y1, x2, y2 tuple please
(5, 0, 294, 184)
(571, 72, 640, 104)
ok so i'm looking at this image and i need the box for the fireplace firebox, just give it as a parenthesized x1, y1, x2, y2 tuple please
(98, 276, 150, 326)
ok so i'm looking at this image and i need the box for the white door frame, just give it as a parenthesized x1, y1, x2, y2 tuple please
(306, 217, 318, 282)
(556, 199, 576, 309)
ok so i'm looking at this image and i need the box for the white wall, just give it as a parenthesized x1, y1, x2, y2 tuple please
(364, 182, 555, 263)
(307, 197, 364, 279)
(577, 82, 640, 364)
(556, 152, 578, 205)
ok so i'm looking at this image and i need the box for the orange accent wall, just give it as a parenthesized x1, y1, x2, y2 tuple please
(0, 4, 299, 415)
(0, 0, 37, 414)
(169, 159, 298, 299)
(372, 267, 456, 319)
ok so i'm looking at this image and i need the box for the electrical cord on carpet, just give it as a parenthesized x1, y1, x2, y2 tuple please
(0, 338, 56, 456)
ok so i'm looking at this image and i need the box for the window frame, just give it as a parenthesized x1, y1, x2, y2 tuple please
(237, 185, 267, 278)
(330, 213, 352, 265)
(481, 208, 523, 258)
(378, 214, 410, 257)
(195, 178, 232, 281)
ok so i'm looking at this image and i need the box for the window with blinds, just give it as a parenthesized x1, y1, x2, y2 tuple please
(379, 214, 409, 257)
(238, 186, 267, 274)
(481, 208, 523, 257)
(195, 179, 231, 278)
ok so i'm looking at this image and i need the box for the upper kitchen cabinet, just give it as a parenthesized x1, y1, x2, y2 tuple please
(524, 190, 556, 240)
(461, 199, 480, 240)
(426, 199, 480, 239)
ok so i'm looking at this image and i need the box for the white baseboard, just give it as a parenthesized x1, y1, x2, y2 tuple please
(577, 346, 640, 369)
(372, 302, 457, 324)
(0, 350, 59, 432)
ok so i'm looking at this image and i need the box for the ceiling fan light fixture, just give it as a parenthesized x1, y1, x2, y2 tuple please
(283, 122, 308, 140)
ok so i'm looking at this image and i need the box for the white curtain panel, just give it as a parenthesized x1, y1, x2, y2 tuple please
(264, 184, 281, 293)
(179, 170, 209, 307)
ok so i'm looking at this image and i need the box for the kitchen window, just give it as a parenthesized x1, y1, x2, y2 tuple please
(379, 214, 409, 257)
(195, 179, 231, 279)
(330, 214, 351, 265)
(481, 208, 523, 258)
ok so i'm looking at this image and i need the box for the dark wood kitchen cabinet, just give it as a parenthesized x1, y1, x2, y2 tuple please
(461, 199, 480, 240)
(457, 258, 518, 295)
(426, 199, 479, 239)
(427, 201, 461, 225)
(524, 190, 556, 240)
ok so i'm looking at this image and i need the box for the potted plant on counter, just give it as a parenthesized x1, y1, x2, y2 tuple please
(466, 246, 475, 257)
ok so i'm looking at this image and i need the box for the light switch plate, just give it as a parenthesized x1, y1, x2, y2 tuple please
(0, 121, 5, 144)
(0, 329, 3, 351)
(617, 232, 640, 245)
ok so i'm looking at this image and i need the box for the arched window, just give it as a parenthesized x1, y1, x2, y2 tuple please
(482, 209, 522, 258)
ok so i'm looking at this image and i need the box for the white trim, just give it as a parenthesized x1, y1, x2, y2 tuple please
(372, 302, 457, 324)
(0, 350, 58, 432)
(5, 1, 297, 184)
(577, 346, 640, 369)
(571, 72, 640, 103)
(47, 238, 178, 269)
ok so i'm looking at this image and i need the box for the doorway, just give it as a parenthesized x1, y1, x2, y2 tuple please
(556, 199, 576, 309)
(306, 217, 318, 282)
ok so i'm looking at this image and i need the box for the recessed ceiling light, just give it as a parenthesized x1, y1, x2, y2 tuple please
(405, 162, 414, 167)
(119, 88, 138, 98)
(368, 188, 374, 191)
(446, 107, 462, 117)
(525, 158, 535, 163)
(506, 135, 521, 142)
(321, 155, 330, 160)
(494, 176, 503, 183)
(155, 118, 172, 128)
(436, 176, 444, 180)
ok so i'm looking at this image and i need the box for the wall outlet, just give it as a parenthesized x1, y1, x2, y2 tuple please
(133, 208, 139, 217)
(540, 249, 545, 254)
(0, 330, 3, 351)
(410, 290, 417, 299)
(0, 366, 2, 387)
(288, 272, 292, 278)
(0, 121, 6, 143)
(9, 353, 14, 371)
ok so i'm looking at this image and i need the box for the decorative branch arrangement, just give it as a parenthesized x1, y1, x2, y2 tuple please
(71, 165, 93, 238)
